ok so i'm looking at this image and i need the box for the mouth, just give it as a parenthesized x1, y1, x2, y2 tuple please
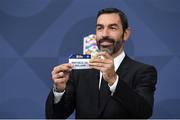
(99, 39, 114, 47)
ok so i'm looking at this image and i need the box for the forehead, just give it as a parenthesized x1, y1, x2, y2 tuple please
(96, 13, 121, 25)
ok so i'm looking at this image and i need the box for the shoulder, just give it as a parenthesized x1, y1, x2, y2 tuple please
(124, 55, 157, 72)
(121, 56, 157, 87)
(119, 56, 157, 80)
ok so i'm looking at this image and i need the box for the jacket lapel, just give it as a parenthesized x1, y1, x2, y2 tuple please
(98, 77, 111, 117)
(116, 55, 130, 78)
(98, 55, 130, 116)
(88, 69, 100, 116)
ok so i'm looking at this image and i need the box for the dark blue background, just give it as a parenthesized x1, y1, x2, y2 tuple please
(0, 0, 179, 119)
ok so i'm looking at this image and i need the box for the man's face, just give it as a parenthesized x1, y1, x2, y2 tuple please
(96, 13, 124, 55)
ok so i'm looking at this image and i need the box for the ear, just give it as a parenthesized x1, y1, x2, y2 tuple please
(123, 27, 131, 41)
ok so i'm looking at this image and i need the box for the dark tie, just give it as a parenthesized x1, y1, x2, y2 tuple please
(98, 77, 111, 111)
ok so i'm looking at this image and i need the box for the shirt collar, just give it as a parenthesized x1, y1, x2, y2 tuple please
(114, 50, 125, 71)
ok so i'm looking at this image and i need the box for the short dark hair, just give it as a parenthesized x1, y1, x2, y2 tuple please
(96, 8, 129, 32)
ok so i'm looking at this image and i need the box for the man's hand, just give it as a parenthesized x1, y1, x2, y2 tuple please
(51, 63, 73, 92)
(89, 52, 117, 86)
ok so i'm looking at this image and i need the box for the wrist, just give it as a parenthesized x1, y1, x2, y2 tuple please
(53, 84, 64, 93)
(108, 74, 117, 86)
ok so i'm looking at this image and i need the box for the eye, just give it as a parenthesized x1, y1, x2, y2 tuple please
(109, 26, 118, 31)
(96, 26, 103, 31)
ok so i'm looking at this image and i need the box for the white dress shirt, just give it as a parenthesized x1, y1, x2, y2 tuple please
(53, 51, 125, 104)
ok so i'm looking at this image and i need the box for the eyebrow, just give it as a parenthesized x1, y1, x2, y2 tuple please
(109, 23, 119, 27)
(96, 24, 103, 27)
(96, 23, 119, 27)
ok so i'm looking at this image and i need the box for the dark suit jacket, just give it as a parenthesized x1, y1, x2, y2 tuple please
(45, 55, 157, 119)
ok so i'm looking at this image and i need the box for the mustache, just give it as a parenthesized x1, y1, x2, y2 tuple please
(98, 37, 115, 44)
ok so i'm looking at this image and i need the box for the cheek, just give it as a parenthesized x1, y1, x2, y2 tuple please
(95, 34, 101, 40)
(95, 37, 100, 44)
(110, 33, 121, 40)
(116, 32, 124, 39)
(96, 31, 101, 37)
(111, 31, 121, 36)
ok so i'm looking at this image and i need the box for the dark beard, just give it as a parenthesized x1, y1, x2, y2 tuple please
(97, 36, 122, 55)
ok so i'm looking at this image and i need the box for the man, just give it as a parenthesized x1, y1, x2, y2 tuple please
(46, 8, 157, 119)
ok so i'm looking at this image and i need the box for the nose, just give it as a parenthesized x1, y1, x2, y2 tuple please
(102, 28, 109, 37)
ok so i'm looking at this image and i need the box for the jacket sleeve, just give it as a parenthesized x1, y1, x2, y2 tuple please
(45, 72, 76, 119)
(112, 65, 157, 118)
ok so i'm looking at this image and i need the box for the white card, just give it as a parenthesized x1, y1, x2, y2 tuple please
(69, 54, 91, 69)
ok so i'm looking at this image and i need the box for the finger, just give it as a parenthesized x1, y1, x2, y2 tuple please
(59, 72, 64, 77)
(54, 78, 66, 84)
(52, 71, 70, 80)
(53, 72, 64, 79)
(53, 73, 70, 82)
(89, 65, 101, 71)
(89, 65, 106, 72)
(52, 74, 61, 80)
(56, 63, 73, 71)
(60, 63, 73, 71)
(52, 63, 72, 74)
(89, 58, 112, 65)
(90, 59, 114, 66)
(89, 62, 111, 70)
(97, 52, 112, 59)
(91, 53, 104, 60)
(88, 62, 104, 67)
(89, 52, 112, 63)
